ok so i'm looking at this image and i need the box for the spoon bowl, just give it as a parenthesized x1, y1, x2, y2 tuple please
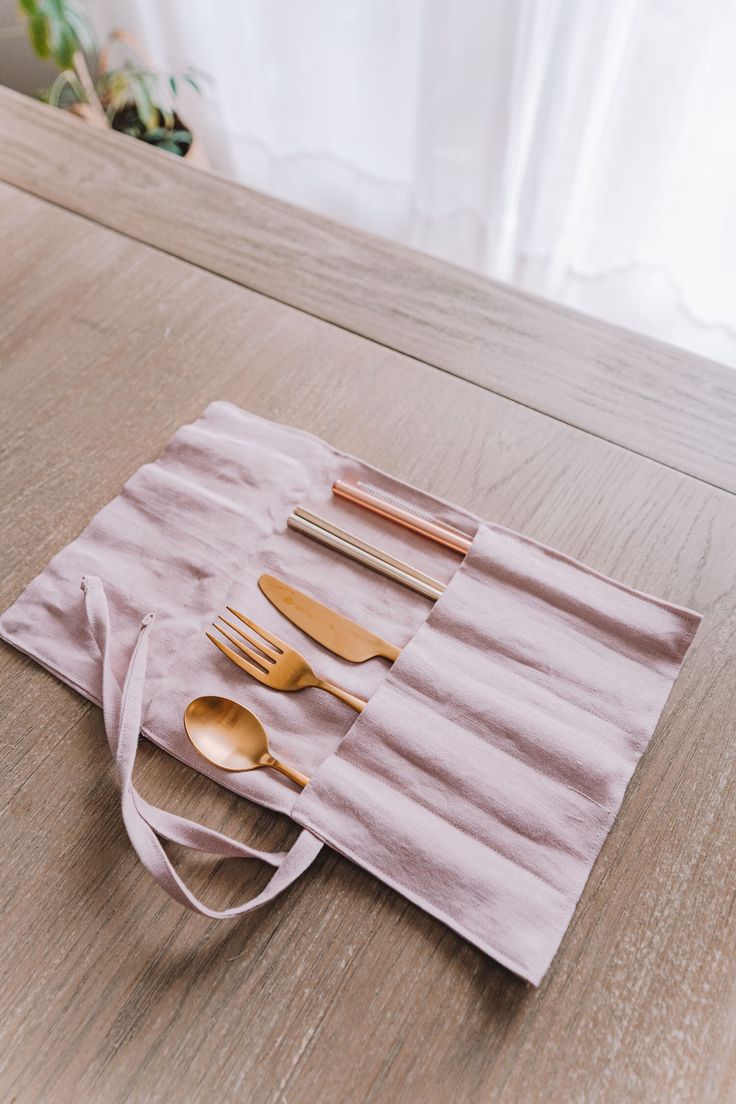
(184, 696, 309, 788)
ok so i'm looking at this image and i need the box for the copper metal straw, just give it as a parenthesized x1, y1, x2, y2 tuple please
(332, 479, 472, 554)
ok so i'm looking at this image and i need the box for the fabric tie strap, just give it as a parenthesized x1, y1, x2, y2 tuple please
(81, 575, 323, 918)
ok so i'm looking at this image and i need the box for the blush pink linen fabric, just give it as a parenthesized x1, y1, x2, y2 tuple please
(0, 401, 701, 983)
(292, 524, 701, 982)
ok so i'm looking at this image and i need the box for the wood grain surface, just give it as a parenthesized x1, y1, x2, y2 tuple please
(0, 164, 734, 1104)
(1, 86, 735, 493)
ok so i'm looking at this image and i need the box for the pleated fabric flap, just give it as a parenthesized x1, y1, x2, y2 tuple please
(292, 524, 701, 985)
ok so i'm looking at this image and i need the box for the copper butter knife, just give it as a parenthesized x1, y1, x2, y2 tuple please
(258, 574, 401, 663)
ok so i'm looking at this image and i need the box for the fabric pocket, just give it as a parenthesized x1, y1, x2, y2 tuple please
(291, 524, 701, 984)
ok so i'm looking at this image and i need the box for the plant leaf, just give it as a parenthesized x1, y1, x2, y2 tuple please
(28, 11, 50, 58)
(56, 26, 76, 69)
(65, 7, 95, 54)
(46, 68, 73, 106)
(131, 76, 157, 131)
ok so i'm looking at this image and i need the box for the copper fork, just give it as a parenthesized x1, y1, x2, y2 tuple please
(207, 607, 367, 713)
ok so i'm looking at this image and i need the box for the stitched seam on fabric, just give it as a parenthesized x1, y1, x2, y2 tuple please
(389, 636, 647, 752)
(404, 564, 685, 753)
(316, 753, 583, 899)
(296, 822, 547, 984)
(466, 522, 701, 621)
(371, 676, 618, 815)
(439, 577, 690, 686)
(349, 729, 614, 865)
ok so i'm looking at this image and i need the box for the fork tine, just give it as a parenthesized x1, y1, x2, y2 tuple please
(226, 607, 286, 652)
(206, 632, 270, 682)
(217, 614, 279, 661)
(211, 623, 271, 673)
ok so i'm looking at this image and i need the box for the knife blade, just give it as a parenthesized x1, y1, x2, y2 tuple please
(258, 574, 401, 663)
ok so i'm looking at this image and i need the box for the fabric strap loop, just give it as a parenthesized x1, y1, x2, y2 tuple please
(81, 575, 322, 917)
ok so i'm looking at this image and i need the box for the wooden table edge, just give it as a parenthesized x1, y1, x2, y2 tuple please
(1, 85, 735, 494)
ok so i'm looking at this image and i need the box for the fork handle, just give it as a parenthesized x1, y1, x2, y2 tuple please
(315, 679, 366, 713)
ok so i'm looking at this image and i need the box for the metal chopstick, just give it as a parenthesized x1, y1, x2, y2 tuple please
(287, 509, 444, 600)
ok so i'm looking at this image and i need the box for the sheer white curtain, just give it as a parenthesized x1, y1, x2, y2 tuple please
(88, 0, 736, 366)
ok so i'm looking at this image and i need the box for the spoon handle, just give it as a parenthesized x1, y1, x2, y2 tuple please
(315, 678, 366, 713)
(271, 758, 310, 788)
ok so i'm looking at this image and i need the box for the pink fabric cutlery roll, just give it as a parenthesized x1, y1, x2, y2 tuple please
(0, 401, 701, 984)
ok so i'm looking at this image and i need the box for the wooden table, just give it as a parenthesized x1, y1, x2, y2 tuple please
(1, 87, 734, 1104)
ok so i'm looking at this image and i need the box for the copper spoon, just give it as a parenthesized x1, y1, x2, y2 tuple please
(184, 695, 309, 788)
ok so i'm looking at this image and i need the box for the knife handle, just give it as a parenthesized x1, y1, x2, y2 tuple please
(379, 641, 401, 662)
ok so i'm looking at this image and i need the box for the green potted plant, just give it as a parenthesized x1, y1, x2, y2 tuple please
(18, 0, 206, 163)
